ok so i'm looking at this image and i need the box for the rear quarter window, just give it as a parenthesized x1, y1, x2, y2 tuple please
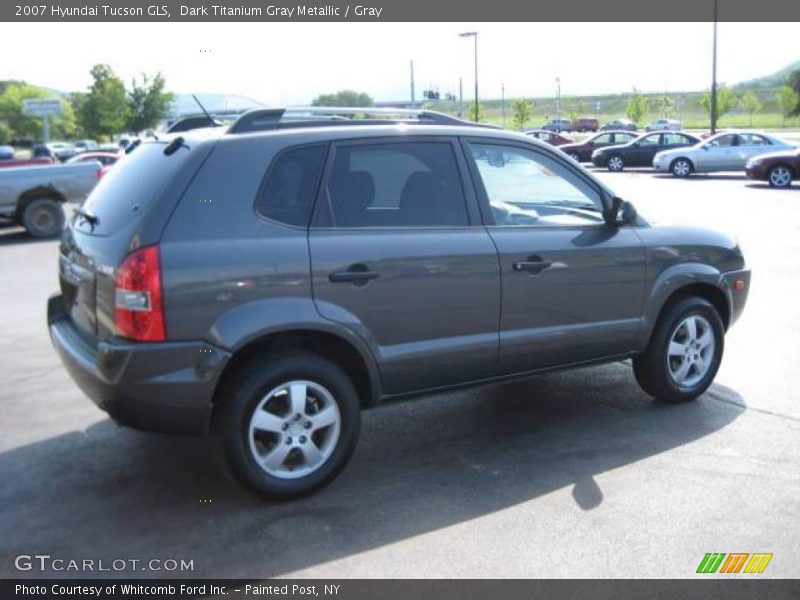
(255, 145, 326, 227)
(76, 141, 195, 235)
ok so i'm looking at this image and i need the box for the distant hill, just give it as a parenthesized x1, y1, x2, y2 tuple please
(735, 60, 800, 89)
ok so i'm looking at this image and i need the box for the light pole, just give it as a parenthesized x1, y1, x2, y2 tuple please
(555, 77, 561, 121)
(459, 31, 479, 122)
(710, 0, 719, 134)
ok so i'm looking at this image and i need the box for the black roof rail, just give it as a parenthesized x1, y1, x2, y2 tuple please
(227, 106, 499, 134)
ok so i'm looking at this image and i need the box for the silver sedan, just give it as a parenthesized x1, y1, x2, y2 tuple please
(653, 131, 795, 177)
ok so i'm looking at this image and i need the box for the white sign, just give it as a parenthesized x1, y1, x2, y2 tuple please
(23, 99, 63, 117)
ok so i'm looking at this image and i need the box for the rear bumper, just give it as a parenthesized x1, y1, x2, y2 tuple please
(47, 294, 231, 435)
(721, 268, 751, 328)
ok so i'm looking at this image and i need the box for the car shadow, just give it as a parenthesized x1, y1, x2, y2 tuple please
(0, 362, 745, 579)
(0, 226, 57, 247)
(651, 173, 748, 181)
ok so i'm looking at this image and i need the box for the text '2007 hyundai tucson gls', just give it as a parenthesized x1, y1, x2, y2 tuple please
(48, 107, 750, 499)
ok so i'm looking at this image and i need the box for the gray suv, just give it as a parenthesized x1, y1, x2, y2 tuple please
(48, 108, 751, 499)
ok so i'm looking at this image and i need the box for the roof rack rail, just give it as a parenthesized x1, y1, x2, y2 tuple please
(227, 106, 498, 134)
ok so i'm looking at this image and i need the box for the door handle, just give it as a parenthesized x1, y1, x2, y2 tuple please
(328, 264, 379, 284)
(512, 256, 553, 274)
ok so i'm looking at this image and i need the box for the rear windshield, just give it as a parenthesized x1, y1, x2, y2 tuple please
(75, 141, 194, 235)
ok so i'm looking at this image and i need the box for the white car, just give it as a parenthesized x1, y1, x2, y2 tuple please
(646, 119, 681, 132)
(653, 131, 795, 177)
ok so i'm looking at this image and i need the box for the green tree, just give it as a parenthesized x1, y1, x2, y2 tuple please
(787, 69, 800, 116)
(625, 88, 647, 126)
(776, 85, 798, 126)
(510, 98, 532, 130)
(79, 64, 130, 140)
(648, 94, 674, 118)
(701, 84, 739, 122)
(464, 100, 485, 122)
(127, 72, 173, 135)
(740, 90, 763, 127)
(311, 90, 373, 107)
(0, 83, 76, 141)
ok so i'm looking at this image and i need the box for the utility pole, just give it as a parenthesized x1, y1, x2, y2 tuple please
(459, 31, 479, 122)
(410, 60, 416, 109)
(501, 83, 505, 128)
(711, 0, 719, 134)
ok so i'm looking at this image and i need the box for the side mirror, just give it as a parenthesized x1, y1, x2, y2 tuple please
(605, 196, 638, 226)
(702, 144, 710, 151)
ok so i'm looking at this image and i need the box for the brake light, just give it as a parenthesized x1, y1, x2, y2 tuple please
(114, 245, 165, 342)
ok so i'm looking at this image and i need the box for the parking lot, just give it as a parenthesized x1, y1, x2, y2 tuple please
(0, 169, 798, 579)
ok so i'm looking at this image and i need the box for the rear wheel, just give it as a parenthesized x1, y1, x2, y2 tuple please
(607, 154, 625, 171)
(633, 297, 724, 403)
(671, 158, 693, 178)
(768, 165, 793, 188)
(218, 352, 361, 499)
(20, 197, 65, 238)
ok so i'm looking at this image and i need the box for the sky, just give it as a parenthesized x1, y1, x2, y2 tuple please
(2, 22, 798, 104)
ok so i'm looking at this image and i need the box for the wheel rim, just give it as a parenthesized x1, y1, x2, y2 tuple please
(770, 167, 791, 187)
(248, 380, 341, 480)
(666, 315, 715, 388)
(34, 207, 55, 230)
(609, 156, 623, 170)
(674, 160, 690, 177)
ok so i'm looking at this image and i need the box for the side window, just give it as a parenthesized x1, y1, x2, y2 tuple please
(741, 134, 770, 146)
(592, 134, 613, 145)
(468, 143, 605, 228)
(663, 133, 691, 145)
(638, 135, 660, 146)
(708, 134, 737, 148)
(256, 145, 326, 226)
(322, 142, 469, 228)
(616, 133, 636, 143)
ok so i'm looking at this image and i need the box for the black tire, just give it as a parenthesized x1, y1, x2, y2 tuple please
(21, 197, 65, 238)
(767, 165, 793, 188)
(218, 351, 361, 499)
(607, 154, 625, 171)
(633, 297, 724, 403)
(670, 158, 693, 178)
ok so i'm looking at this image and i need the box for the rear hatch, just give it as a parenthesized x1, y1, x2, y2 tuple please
(58, 137, 213, 341)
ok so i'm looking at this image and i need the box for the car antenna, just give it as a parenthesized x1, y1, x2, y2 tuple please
(192, 94, 215, 127)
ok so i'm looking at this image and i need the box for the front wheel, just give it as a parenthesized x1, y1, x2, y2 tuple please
(768, 165, 793, 188)
(671, 158, 693, 178)
(633, 297, 724, 403)
(218, 352, 361, 499)
(607, 154, 625, 171)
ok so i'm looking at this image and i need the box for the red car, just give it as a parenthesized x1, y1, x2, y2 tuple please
(67, 151, 120, 178)
(745, 148, 800, 188)
(523, 129, 573, 146)
(0, 157, 54, 169)
(558, 130, 639, 163)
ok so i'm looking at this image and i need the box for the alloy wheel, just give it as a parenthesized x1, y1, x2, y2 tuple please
(769, 166, 792, 188)
(608, 156, 624, 171)
(666, 315, 715, 388)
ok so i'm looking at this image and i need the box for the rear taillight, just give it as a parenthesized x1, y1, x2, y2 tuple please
(114, 245, 165, 342)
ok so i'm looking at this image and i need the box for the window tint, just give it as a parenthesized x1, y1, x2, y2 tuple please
(614, 133, 636, 143)
(323, 142, 469, 228)
(256, 145, 326, 226)
(663, 133, 691, 145)
(592, 134, 613, 144)
(468, 143, 604, 228)
(638, 135, 660, 146)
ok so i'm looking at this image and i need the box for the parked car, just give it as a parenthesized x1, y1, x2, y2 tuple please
(0, 161, 103, 237)
(67, 151, 120, 178)
(601, 118, 637, 132)
(558, 130, 639, 162)
(541, 118, 573, 133)
(0, 145, 14, 160)
(47, 142, 78, 162)
(32, 144, 55, 159)
(646, 118, 681, 132)
(745, 147, 800, 188)
(592, 131, 701, 171)
(701, 129, 731, 139)
(523, 129, 573, 146)
(573, 117, 599, 132)
(47, 108, 750, 499)
(653, 131, 795, 177)
(73, 139, 99, 153)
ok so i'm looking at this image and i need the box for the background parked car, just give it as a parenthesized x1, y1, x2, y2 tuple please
(47, 142, 78, 162)
(746, 148, 800, 188)
(573, 117, 599, 132)
(654, 131, 795, 177)
(592, 131, 701, 171)
(0, 145, 15, 160)
(601, 118, 637, 132)
(32, 144, 54, 159)
(66, 151, 119, 178)
(541, 118, 573, 132)
(523, 129, 573, 146)
(559, 130, 639, 162)
(73, 140, 98, 153)
(646, 119, 682, 132)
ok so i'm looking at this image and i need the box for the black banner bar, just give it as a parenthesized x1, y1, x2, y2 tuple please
(4, 0, 800, 22)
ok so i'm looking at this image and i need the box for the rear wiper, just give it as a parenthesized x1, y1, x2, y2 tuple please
(75, 207, 99, 229)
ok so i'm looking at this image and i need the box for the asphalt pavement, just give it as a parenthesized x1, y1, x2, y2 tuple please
(0, 169, 798, 578)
